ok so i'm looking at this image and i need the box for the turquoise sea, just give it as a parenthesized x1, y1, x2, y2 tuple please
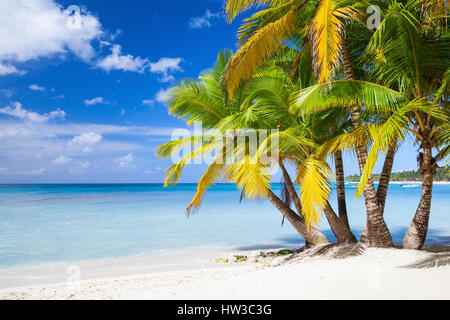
(0, 183, 449, 268)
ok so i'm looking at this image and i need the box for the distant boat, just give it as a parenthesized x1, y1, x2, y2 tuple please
(401, 184, 421, 188)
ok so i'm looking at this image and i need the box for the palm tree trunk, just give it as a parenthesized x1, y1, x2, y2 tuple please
(324, 201, 357, 243)
(290, 52, 302, 83)
(403, 140, 434, 250)
(342, 40, 393, 248)
(334, 150, 350, 228)
(279, 161, 303, 215)
(279, 160, 355, 243)
(266, 189, 330, 244)
(376, 144, 396, 215)
(360, 144, 396, 242)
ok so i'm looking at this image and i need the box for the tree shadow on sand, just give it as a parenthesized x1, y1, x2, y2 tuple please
(401, 232, 450, 269)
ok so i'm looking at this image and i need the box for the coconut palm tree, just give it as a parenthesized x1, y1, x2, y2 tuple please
(224, 0, 398, 247)
(240, 53, 357, 242)
(357, 1, 450, 249)
(291, 0, 449, 249)
(156, 50, 330, 245)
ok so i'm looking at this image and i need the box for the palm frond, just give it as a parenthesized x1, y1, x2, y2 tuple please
(225, 8, 298, 97)
(225, 0, 291, 22)
(296, 157, 335, 228)
(309, 0, 361, 84)
(187, 140, 234, 214)
(291, 80, 406, 115)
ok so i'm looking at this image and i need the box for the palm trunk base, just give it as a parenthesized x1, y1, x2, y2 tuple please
(403, 204, 431, 250)
(403, 226, 427, 250)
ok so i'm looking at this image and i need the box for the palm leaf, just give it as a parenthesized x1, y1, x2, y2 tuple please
(296, 157, 335, 228)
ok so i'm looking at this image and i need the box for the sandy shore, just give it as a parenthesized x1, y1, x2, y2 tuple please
(1, 246, 449, 300)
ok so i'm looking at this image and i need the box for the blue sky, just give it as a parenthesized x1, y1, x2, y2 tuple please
(0, 0, 420, 183)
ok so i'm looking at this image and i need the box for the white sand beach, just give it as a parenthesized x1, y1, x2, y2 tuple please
(1, 246, 449, 300)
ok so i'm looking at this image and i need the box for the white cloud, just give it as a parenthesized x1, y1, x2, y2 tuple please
(142, 99, 154, 107)
(149, 57, 183, 82)
(189, 10, 221, 29)
(53, 156, 73, 164)
(23, 168, 46, 175)
(71, 132, 103, 145)
(115, 153, 135, 168)
(155, 88, 170, 104)
(29, 84, 45, 92)
(0, 168, 8, 174)
(96, 45, 148, 73)
(0, 0, 179, 80)
(0, 89, 14, 98)
(84, 97, 107, 106)
(0, 63, 24, 76)
(79, 161, 90, 169)
(0, 0, 103, 73)
(0, 102, 65, 123)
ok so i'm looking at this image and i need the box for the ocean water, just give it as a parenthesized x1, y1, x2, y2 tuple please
(0, 183, 449, 269)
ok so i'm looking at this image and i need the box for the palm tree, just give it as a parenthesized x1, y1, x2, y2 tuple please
(291, 0, 449, 249)
(224, 0, 396, 247)
(156, 50, 330, 245)
(356, 1, 449, 249)
(241, 53, 357, 242)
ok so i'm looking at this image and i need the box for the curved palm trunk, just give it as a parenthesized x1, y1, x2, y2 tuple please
(279, 161, 303, 215)
(376, 144, 396, 214)
(279, 160, 355, 243)
(403, 141, 434, 250)
(266, 189, 330, 244)
(342, 41, 393, 248)
(324, 202, 357, 243)
(334, 150, 350, 228)
(360, 144, 396, 241)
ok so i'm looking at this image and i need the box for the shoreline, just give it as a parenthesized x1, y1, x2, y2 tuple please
(346, 181, 450, 185)
(0, 244, 301, 291)
(1, 245, 449, 300)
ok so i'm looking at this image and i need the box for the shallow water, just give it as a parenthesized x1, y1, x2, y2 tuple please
(0, 183, 448, 268)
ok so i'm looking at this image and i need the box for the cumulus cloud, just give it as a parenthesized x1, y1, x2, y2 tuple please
(115, 153, 136, 168)
(96, 46, 183, 81)
(0, 63, 24, 76)
(149, 57, 183, 82)
(189, 10, 221, 29)
(0, 0, 184, 80)
(96, 45, 148, 73)
(0, 0, 103, 72)
(155, 88, 170, 104)
(0, 102, 65, 123)
(71, 132, 103, 145)
(84, 97, 108, 106)
(29, 84, 46, 92)
(53, 156, 73, 165)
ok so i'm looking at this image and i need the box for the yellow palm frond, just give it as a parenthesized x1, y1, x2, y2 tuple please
(422, 0, 448, 27)
(356, 100, 449, 197)
(309, 0, 360, 84)
(225, 0, 290, 22)
(225, 155, 272, 201)
(186, 142, 233, 215)
(225, 8, 298, 97)
(296, 157, 335, 228)
(314, 125, 372, 161)
(156, 135, 213, 159)
(163, 140, 223, 187)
